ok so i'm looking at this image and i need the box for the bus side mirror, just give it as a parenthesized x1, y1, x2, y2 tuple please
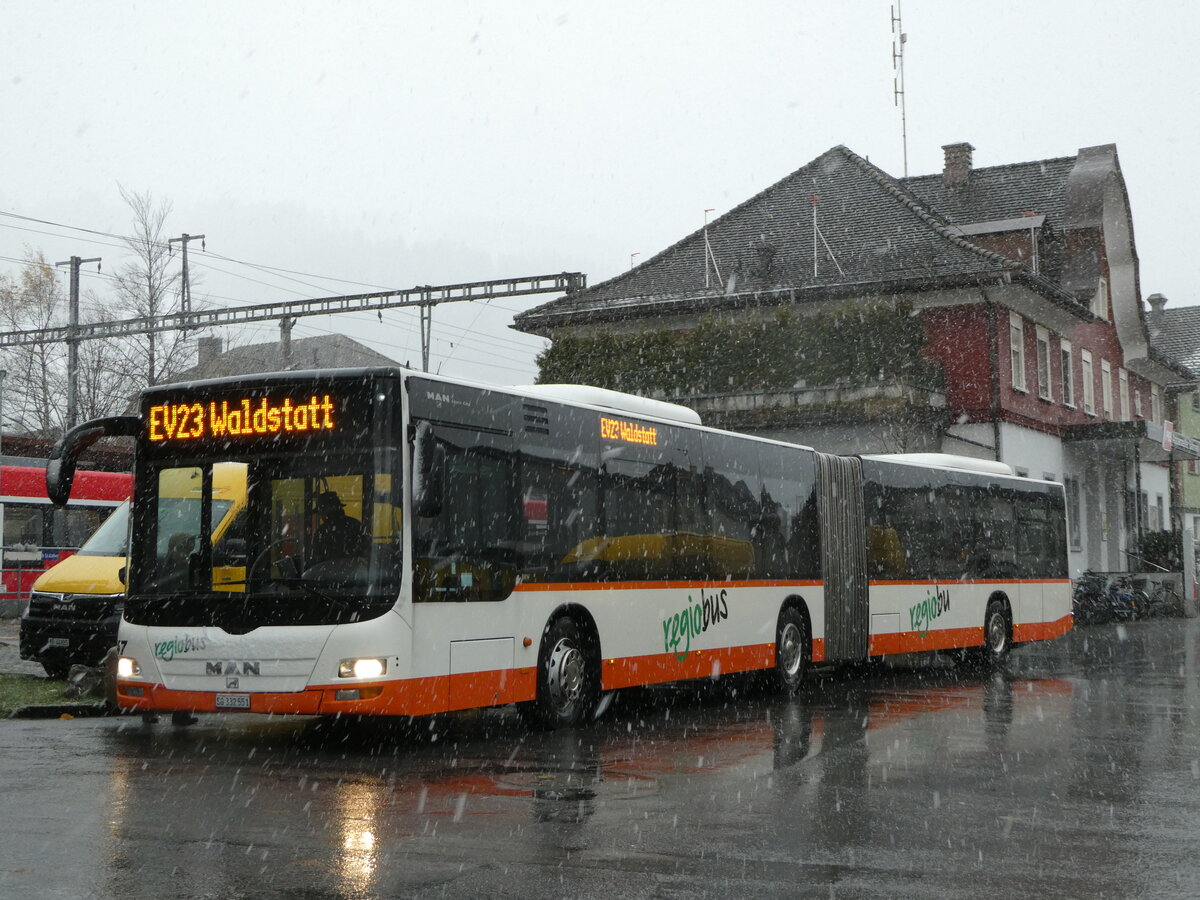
(46, 416, 140, 507)
(412, 421, 445, 518)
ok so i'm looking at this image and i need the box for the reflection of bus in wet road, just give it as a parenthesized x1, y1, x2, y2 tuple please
(49, 370, 1070, 726)
(94, 671, 1077, 898)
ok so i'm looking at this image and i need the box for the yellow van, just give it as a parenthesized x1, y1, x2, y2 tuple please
(20, 463, 247, 678)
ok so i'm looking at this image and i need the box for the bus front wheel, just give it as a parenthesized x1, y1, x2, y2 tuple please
(527, 616, 598, 730)
(772, 606, 809, 695)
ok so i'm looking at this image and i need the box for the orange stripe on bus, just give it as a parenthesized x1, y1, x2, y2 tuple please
(513, 579, 822, 593)
(115, 669, 540, 718)
(869, 579, 1072, 586)
(1013, 615, 1073, 643)
(600, 643, 777, 690)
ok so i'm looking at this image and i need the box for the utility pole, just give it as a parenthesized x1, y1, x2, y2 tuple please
(279, 316, 296, 369)
(168, 233, 206, 315)
(891, 2, 909, 177)
(420, 303, 432, 372)
(55, 255, 102, 430)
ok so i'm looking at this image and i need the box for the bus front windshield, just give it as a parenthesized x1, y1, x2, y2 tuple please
(131, 450, 402, 628)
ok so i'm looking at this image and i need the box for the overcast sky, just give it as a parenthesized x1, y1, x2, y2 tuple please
(2, 1, 1197, 385)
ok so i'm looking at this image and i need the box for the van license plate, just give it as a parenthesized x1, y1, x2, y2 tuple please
(215, 694, 250, 710)
(46, 638, 70, 649)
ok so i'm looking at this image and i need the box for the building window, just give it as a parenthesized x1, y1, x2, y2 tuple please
(1101, 360, 1113, 419)
(1081, 350, 1095, 415)
(1135, 388, 1143, 418)
(1094, 276, 1109, 320)
(1064, 477, 1082, 551)
(1190, 459, 1199, 476)
(1120, 369, 1131, 421)
(1156, 494, 1165, 531)
(1151, 385, 1162, 424)
(1036, 326, 1052, 400)
(1009, 312, 1026, 392)
(1192, 389, 1200, 414)
(1061, 340, 1074, 407)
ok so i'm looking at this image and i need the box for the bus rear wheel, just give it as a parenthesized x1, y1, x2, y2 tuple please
(772, 606, 809, 695)
(954, 599, 1012, 670)
(527, 616, 597, 730)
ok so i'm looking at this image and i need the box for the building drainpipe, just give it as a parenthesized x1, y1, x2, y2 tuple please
(986, 298, 1002, 461)
(1134, 440, 1143, 571)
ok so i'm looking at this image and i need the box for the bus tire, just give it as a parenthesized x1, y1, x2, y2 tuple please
(980, 598, 1011, 666)
(528, 616, 598, 730)
(772, 606, 809, 695)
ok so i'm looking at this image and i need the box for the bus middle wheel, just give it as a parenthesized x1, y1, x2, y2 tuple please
(773, 606, 809, 695)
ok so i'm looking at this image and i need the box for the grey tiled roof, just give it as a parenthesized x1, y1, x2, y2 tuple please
(901, 156, 1077, 228)
(1154, 307, 1200, 375)
(516, 145, 1083, 333)
(176, 333, 401, 382)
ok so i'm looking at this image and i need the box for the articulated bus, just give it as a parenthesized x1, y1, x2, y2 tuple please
(46, 368, 1072, 727)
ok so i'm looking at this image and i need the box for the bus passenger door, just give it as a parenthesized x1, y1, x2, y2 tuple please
(817, 453, 869, 662)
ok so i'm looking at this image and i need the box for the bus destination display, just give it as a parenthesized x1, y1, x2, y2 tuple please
(147, 394, 337, 443)
(600, 415, 658, 446)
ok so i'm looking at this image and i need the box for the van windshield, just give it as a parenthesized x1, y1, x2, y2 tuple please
(75, 502, 130, 557)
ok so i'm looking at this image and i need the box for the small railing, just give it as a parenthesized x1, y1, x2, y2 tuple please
(1, 545, 81, 612)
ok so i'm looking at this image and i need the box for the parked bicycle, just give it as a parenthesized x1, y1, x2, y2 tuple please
(1141, 579, 1180, 618)
(1072, 571, 1144, 624)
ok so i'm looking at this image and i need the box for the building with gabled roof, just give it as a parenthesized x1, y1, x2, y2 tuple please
(176, 333, 402, 383)
(517, 141, 1198, 576)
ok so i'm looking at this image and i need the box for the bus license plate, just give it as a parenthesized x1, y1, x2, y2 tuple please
(215, 693, 251, 710)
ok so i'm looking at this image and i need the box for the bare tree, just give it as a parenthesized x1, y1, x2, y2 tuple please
(107, 186, 198, 388)
(0, 189, 212, 437)
(0, 249, 67, 435)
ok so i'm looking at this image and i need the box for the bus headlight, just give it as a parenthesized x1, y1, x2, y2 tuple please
(339, 658, 386, 679)
(117, 657, 141, 678)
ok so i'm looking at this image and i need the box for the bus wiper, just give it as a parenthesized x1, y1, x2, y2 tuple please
(219, 577, 341, 606)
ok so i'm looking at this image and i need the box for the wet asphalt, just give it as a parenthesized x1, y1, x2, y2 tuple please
(1, 616, 1199, 899)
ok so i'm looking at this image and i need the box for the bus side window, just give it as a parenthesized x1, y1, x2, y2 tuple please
(759, 444, 820, 580)
(413, 426, 519, 602)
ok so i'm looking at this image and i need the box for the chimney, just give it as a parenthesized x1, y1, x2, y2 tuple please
(1147, 292, 1168, 335)
(942, 142, 975, 190)
(197, 336, 222, 366)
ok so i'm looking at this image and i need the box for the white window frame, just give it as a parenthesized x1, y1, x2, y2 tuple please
(1036, 326, 1052, 400)
(1135, 387, 1143, 418)
(1151, 385, 1162, 424)
(1101, 360, 1113, 419)
(1081, 350, 1095, 415)
(1094, 275, 1109, 320)
(1119, 369, 1130, 421)
(1009, 312, 1027, 392)
(1064, 476, 1082, 551)
(1061, 340, 1074, 407)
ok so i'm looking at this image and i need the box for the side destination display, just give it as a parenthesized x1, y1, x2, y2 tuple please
(600, 415, 658, 446)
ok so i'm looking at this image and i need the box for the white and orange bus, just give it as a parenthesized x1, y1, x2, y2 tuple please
(46, 368, 1071, 727)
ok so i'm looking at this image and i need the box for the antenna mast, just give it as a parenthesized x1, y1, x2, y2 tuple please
(891, 2, 909, 177)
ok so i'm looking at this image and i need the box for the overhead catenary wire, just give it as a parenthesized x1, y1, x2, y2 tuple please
(1, 206, 570, 375)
